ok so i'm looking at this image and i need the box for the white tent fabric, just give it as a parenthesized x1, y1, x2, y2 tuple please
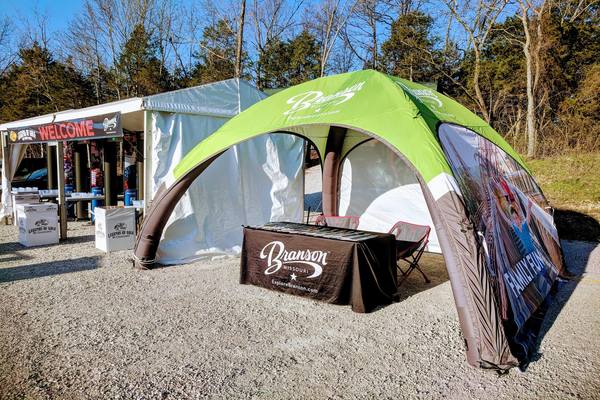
(338, 140, 441, 253)
(0, 143, 27, 222)
(149, 81, 304, 264)
(144, 79, 263, 116)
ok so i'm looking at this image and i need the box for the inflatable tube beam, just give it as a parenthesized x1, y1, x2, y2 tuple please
(133, 153, 223, 268)
(322, 126, 346, 215)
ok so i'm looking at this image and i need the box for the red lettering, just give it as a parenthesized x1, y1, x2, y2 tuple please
(85, 120, 94, 136)
(39, 126, 49, 140)
(74, 121, 84, 137)
(62, 124, 68, 139)
(67, 122, 76, 138)
(48, 125, 56, 140)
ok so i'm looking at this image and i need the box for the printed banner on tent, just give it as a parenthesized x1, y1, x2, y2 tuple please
(438, 124, 564, 331)
(3, 112, 123, 144)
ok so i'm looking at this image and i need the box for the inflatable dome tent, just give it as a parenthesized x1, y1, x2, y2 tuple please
(135, 70, 566, 371)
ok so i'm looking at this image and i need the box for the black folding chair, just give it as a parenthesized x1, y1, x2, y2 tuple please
(388, 221, 431, 284)
(315, 215, 360, 229)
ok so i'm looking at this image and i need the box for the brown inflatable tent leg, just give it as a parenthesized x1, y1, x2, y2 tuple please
(322, 127, 346, 216)
(418, 175, 518, 370)
(133, 153, 223, 268)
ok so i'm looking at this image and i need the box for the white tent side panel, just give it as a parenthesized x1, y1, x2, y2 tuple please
(151, 111, 304, 264)
(338, 139, 441, 253)
(0, 143, 28, 221)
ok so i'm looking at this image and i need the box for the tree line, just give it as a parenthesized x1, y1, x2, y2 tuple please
(0, 0, 598, 158)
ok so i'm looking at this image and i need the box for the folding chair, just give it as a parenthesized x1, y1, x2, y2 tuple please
(315, 215, 360, 229)
(389, 221, 431, 284)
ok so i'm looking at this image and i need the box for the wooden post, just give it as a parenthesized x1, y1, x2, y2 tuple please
(74, 144, 85, 218)
(1, 133, 8, 224)
(46, 144, 56, 190)
(103, 140, 118, 206)
(55, 142, 67, 239)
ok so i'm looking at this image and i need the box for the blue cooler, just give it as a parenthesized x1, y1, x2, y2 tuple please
(91, 187, 104, 222)
(124, 189, 137, 206)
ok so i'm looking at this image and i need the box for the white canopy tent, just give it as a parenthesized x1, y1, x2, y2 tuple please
(0, 79, 305, 264)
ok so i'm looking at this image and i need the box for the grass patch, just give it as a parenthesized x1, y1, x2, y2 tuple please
(527, 152, 600, 242)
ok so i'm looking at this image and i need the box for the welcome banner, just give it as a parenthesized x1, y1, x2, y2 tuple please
(4, 112, 122, 144)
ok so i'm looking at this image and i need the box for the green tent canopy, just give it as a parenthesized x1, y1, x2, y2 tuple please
(135, 70, 565, 371)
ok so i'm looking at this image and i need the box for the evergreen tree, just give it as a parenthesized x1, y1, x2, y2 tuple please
(0, 42, 93, 122)
(115, 24, 171, 97)
(189, 19, 241, 85)
(259, 29, 320, 89)
(381, 12, 438, 83)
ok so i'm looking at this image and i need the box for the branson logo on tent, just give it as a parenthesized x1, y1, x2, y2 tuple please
(396, 82, 443, 108)
(260, 240, 327, 279)
(283, 81, 365, 117)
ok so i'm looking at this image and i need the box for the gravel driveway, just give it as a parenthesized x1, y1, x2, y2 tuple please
(1, 222, 599, 399)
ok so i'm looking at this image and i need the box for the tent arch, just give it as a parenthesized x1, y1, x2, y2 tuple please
(135, 70, 562, 371)
(134, 123, 491, 368)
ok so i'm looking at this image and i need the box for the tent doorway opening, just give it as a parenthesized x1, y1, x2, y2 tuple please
(337, 138, 441, 254)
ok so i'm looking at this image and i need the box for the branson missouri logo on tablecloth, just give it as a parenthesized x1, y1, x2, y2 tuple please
(259, 240, 328, 280)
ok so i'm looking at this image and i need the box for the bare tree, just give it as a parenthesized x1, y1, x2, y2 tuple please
(235, 0, 247, 77)
(342, 0, 391, 70)
(306, 0, 356, 76)
(249, 0, 305, 88)
(18, 7, 51, 49)
(517, 0, 547, 157)
(0, 17, 16, 75)
(441, 0, 509, 122)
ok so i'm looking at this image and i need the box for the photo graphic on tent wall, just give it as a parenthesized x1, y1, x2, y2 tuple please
(438, 124, 564, 337)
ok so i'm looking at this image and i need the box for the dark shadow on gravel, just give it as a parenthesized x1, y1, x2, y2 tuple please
(395, 252, 449, 301)
(554, 208, 600, 242)
(0, 234, 96, 253)
(520, 240, 598, 370)
(0, 255, 102, 283)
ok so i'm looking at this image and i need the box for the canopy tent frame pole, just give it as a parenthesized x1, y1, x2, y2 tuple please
(1, 133, 8, 224)
(143, 110, 152, 214)
(54, 142, 67, 240)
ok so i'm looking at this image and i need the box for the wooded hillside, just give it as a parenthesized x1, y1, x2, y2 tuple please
(0, 0, 598, 157)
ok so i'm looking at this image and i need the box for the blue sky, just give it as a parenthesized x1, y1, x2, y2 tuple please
(1, 0, 84, 34)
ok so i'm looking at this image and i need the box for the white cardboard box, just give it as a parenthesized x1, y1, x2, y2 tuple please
(95, 206, 136, 252)
(12, 193, 41, 226)
(17, 203, 59, 247)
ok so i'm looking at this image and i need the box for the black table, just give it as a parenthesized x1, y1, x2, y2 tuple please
(240, 222, 397, 313)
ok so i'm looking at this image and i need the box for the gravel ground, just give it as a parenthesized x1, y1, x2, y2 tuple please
(1, 222, 599, 399)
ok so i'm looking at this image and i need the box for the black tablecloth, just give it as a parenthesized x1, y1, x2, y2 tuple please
(240, 222, 397, 313)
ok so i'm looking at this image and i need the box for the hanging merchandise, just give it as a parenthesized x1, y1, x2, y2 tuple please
(123, 132, 137, 191)
(63, 142, 74, 193)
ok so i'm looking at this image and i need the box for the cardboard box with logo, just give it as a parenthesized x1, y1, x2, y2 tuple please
(12, 192, 40, 226)
(95, 206, 136, 252)
(17, 203, 59, 247)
